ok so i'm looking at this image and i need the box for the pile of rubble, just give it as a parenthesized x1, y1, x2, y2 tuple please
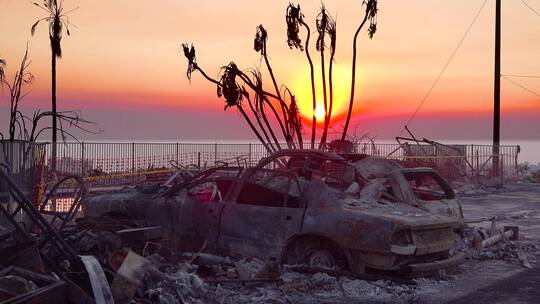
(0, 159, 534, 303)
(458, 219, 533, 269)
(0, 206, 531, 304)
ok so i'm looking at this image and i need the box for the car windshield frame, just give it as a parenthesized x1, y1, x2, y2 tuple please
(400, 168, 456, 201)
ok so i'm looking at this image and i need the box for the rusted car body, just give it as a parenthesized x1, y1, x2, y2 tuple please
(83, 150, 465, 274)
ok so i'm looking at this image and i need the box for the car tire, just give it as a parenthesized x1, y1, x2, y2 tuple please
(308, 249, 338, 269)
(284, 236, 349, 271)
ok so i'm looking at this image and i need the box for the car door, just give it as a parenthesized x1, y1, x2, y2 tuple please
(217, 173, 305, 260)
(178, 181, 229, 253)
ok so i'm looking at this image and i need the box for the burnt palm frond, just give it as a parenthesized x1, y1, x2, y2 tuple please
(50, 15, 63, 57)
(27, 110, 101, 142)
(286, 3, 304, 50)
(0, 58, 6, 84)
(365, 0, 378, 38)
(249, 69, 263, 113)
(316, 5, 328, 52)
(181, 43, 197, 80)
(283, 87, 303, 147)
(31, 0, 76, 59)
(288, 94, 302, 133)
(217, 62, 243, 109)
(326, 16, 337, 56)
(254, 25, 268, 54)
(316, 6, 337, 54)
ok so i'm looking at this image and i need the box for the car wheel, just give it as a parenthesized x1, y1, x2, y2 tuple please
(308, 249, 337, 269)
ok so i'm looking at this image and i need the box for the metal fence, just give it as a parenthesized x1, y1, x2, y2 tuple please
(386, 143, 520, 184)
(0, 141, 521, 198)
(0, 141, 47, 226)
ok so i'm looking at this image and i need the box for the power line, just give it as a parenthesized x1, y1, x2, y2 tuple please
(400, 0, 489, 136)
(502, 75, 540, 98)
(502, 74, 540, 79)
(520, 0, 540, 17)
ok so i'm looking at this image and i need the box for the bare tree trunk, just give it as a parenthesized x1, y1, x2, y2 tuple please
(237, 105, 273, 155)
(318, 43, 328, 150)
(263, 44, 293, 148)
(246, 95, 276, 152)
(195, 64, 277, 153)
(259, 97, 282, 150)
(300, 21, 317, 149)
(51, 53, 57, 175)
(341, 14, 368, 141)
(320, 47, 335, 149)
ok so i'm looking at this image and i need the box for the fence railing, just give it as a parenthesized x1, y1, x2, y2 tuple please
(1, 141, 521, 198)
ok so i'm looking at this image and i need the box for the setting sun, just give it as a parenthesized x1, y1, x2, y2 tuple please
(314, 105, 326, 122)
(291, 64, 354, 125)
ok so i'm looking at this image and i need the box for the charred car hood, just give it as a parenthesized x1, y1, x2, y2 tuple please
(342, 199, 460, 229)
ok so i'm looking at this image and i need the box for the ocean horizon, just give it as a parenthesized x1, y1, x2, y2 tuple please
(47, 139, 540, 164)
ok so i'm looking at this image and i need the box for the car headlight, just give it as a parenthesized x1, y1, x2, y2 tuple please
(391, 229, 412, 246)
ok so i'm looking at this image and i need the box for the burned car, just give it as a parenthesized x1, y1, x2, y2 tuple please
(83, 150, 465, 275)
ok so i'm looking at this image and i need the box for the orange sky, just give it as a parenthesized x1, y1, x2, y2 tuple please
(0, 0, 539, 140)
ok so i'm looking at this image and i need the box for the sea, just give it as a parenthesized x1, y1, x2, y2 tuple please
(83, 139, 540, 164)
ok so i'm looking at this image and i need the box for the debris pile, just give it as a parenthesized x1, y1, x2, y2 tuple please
(458, 220, 532, 269)
(1, 151, 536, 303)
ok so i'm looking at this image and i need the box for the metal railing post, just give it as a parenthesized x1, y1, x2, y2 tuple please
(248, 143, 252, 166)
(214, 143, 218, 163)
(176, 142, 179, 166)
(131, 142, 135, 185)
(81, 142, 85, 177)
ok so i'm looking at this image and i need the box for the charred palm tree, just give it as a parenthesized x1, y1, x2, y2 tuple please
(31, 0, 76, 173)
(316, 6, 328, 123)
(182, 44, 274, 154)
(286, 3, 316, 149)
(253, 24, 294, 148)
(319, 12, 337, 149)
(341, 0, 378, 141)
(218, 63, 274, 154)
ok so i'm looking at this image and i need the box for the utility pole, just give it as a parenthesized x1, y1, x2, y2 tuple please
(493, 0, 501, 176)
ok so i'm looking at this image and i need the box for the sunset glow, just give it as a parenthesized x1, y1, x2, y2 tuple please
(293, 64, 354, 124)
(314, 104, 326, 122)
(0, 0, 538, 140)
